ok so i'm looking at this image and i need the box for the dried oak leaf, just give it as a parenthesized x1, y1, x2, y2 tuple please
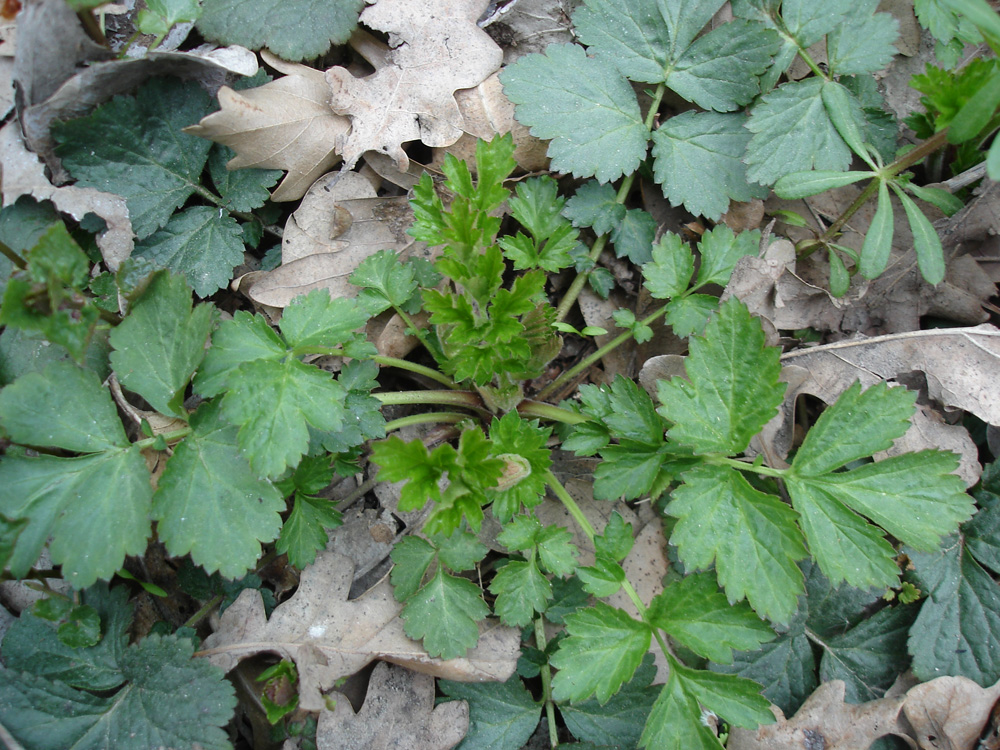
(326, 0, 503, 171)
(197, 551, 519, 712)
(185, 52, 349, 202)
(316, 662, 469, 750)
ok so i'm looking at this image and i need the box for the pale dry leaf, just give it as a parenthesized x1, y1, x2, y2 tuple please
(902, 676, 1000, 750)
(326, 0, 503, 171)
(280, 171, 379, 263)
(186, 50, 349, 202)
(198, 551, 519, 711)
(0, 120, 133, 270)
(316, 662, 469, 750)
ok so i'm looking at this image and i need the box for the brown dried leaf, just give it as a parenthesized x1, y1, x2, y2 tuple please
(316, 662, 469, 750)
(198, 551, 519, 711)
(326, 0, 503, 171)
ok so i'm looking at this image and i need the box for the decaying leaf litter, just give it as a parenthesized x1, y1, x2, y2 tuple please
(0, 0, 999, 748)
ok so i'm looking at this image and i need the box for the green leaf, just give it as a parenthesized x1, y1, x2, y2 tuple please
(668, 465, 807, 623)
(695, 225, 761, 288)
(560, 653, 658, 747)
(563, 181, 625, 236)
(892, 184, 946, 285)
(908, 536, 1000, 685)
(275, 453, 334, 498)
(435, 529, 489, 572)
(651, 111, 765, 220)
(594, 512, 634, 563)
(222, 358, 347, 478)
(350, 249, 418, 314)
(826, 2, 899, 75)
(197, 0, 362, 61)
(670, 660, 774, 728)
(133, 206, 245, 297)
(657, 298, 784, 455)
(0, 634, 235, 750)
(194, 310, 286, 397)
(439, 675, 541, 750)
(207, 144, 281, 212)
(828, 247, 850, 297)
(389, 536, 437, 602)
(576, 557, 626, 598)
(279, 290, 369, 350)
(610, 208, 656, 264)
(153, 401, 284, 578)
(490, 558, 552, 627)
(746, 78, 852, 185)
(0, 448, 152, 587)
(372, 436, 457, 511)
(0, 514, 27, 571)
(550, 603, 652, 704)
(537, 526, 579, 577)
(137, 0, 202, 35)
(792, 382, 917, 476)
(821, 79, 877, 166)
(664, 295, 719, 338)
(109, 272, 214, 418)
(54, 77, 213, 239)
(905, 183, 965, 216)
(774, 170, 872, 199)
(488, 413, 552, 522)
(0, 361, 128, 452)
(401, 566, 489, 659)
(859, 180, 894, 279)
(792, 451, 972, 551)
(500, 44, 649, 182)
(648, 573, 775, 664)
(276, 494, 342, 570)
(642, 232, 695, 299)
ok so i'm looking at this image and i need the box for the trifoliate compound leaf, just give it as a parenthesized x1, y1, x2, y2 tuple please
(695, 225, 761, 288)
(439, 675, 540, 750)
(278, 290, 369, 350)
(563, 181, 624, 236)
(610, 208, 656, 264)
(560, 654, 658, 747)
(53, 77, 213, 239)
(668, 464, 807, 623)
(908, 536, 1000, 685)
(826, 2, 899, 76)
(132, 206, 245, 298)
(222, 358, 348, 478)
(0, 361, 128, 452)
(109, 272, 214, 418)
(0, 448, 151, 587)
(401, 566, 489, 660)
(194, 310, 286, 398)
(642, 232, 695, 299)
(197, 0, 363, 61)
(350, 249, 418, 314)
(657, 298, 784, 455)
(664, 294, 718, 338)
(651, 111, 764, 220)
(648, 573, 775, 664)
(500, 43, 649, 183)
(490, 558, 551, 627)
(390, 536, 437, 602)
(0, 634, 235, 750)
(792, 452, 972, 552)
(792, 382, 917, 476)
(550, 602, 652, 704)
(745, 78, 852, 185)
(207, 145, 282, 213)
(153, 401, 284, 578)
(276, 494, 342, 570)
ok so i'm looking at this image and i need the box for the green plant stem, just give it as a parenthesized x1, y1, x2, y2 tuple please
(534, 615, 560, 749)
(553, 81, 667, 323)
(375, 389, 483, 410)
(371, 355, 461, 389)
(537, 303, 670, 402)
(516, 399, 589, 425)
(183, 593, 225, 630)
(335, 474, 379, 511)
(384, 411, 468, 432)
(0, 239, 26, 269)
(133, 426, 192, 449)
(705, 455, 787, 479)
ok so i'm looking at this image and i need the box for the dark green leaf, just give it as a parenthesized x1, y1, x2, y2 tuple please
(610, 209, 656, 264)
(276, 494, 342, 570)
(563, 181, 625, 236)
(390, 536, 437, 602)
(560, 654, 658, 748)
(194, 310, 286, 398)
(893, 184, 945, 285)
(664, 295, 718, 338)
(207, 145, 281, 212)
(858, 180, 894, 279)
(490, 558, 552, 627)
(439, 675, 541, 750)
(826, 2, 899, 76)
(642, 232, 695, 299)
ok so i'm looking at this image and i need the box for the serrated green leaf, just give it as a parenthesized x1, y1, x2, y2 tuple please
(649, 573, 775, 664)
(695, 225, 761, 288)
(222, 358, 347, 478)
(594, 512, 634, 563)
(746, 78, 852, 184)
(668, 465, 807, 623)
(563, 181, 625, 236)
(276, 494, 342, 570)
(439, 675, 541, 750)
(859, 180, 895, 279)
(275, 453, 334, 498)
(207, 145, 281, 212)
(774, 170, 872, 199)
(54, 78, 213, 239)
(550, 603, 652, 704)
(372, 436, 457, 511)
(893, 184, 946, 285)
(826, 2, 899, 76)
(488, 413, 552, 522)
(195, 310, 286, 397)
(547, 576, 590, 625)
(593, 441, 683, 501)
(0, 448, 152, 587)
(610, 208, 656, 264)
(793, 451, 972, 551)
(490, 558, 552, 627)
(153, 401, 283, 578)
(908, 536, 1000, 685)
(576, 557, 625, 598)
(500, 44, 649, 183)
(0, 634, 235, 750)
(109, 272, 214, 418)
(572, 0, 672, 83)
(536, 525, 579, 577)
(671, 660, 774, 728)
(389, 536, 437, 602)
(639, 671, 722, 750)
(651, 111, 764, 220)
(279, 290, 369, 350)
(642, 232, 695, 299)
(401, 566, 488, 659)
(350, 249, 418, 313)
(657, 298, 784, 455)
(133, 205, 245, 298)
(0, 513, 27, 571)
(792, 382, 917, 476)
(0, 361, 128, 452)
(435, 529, 489, 572)
(821, 80, 877, 166)
(664, 294, 719, 338)
(197, 0, 362, 61)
